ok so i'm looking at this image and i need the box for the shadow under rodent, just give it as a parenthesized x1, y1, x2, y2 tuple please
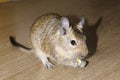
(84, 17, 102, 59)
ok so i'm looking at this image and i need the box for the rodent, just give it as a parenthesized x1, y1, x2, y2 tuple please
(10, 13, 88, 68)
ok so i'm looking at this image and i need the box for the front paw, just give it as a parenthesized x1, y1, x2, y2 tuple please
(79, 60, 87, 68)
(75, 59, 87, 68)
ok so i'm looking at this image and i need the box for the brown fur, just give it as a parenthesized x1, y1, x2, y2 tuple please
(30, 13, 88, 68)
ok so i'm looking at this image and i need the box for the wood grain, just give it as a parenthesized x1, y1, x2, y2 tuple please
(0, 0, 120, 80)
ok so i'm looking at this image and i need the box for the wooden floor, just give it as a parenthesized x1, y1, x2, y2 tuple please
(0, 0, 120, 80)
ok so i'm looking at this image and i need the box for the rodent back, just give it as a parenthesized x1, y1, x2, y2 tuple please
(30, 14, 61, 55)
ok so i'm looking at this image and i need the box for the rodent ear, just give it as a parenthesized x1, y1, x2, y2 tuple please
(77, 17, 85, 29)
(60, 17, 69, 29)
(58, 17, 70, 35)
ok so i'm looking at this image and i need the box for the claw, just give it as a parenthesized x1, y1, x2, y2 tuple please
(45, 61, 54, 69)
(42, 58, 54, 69)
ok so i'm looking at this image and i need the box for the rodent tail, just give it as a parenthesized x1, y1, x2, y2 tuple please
(9, 36, 32, 52)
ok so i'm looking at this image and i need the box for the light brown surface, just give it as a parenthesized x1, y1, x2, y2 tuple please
(0, 0, 120, 80)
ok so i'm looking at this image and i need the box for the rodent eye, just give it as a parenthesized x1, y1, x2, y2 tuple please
(71, 40, 77, 46)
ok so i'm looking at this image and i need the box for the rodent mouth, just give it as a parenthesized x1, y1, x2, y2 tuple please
(75, 52, 86, 60)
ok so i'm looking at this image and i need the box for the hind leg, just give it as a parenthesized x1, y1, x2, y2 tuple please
(31, 34, 54, 68)
(35, 50, 54, 68)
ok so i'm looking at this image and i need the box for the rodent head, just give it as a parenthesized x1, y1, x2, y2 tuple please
(54, 16, 88, 60)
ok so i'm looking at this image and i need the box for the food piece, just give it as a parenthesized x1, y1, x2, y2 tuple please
(76, 58, 82, 65)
